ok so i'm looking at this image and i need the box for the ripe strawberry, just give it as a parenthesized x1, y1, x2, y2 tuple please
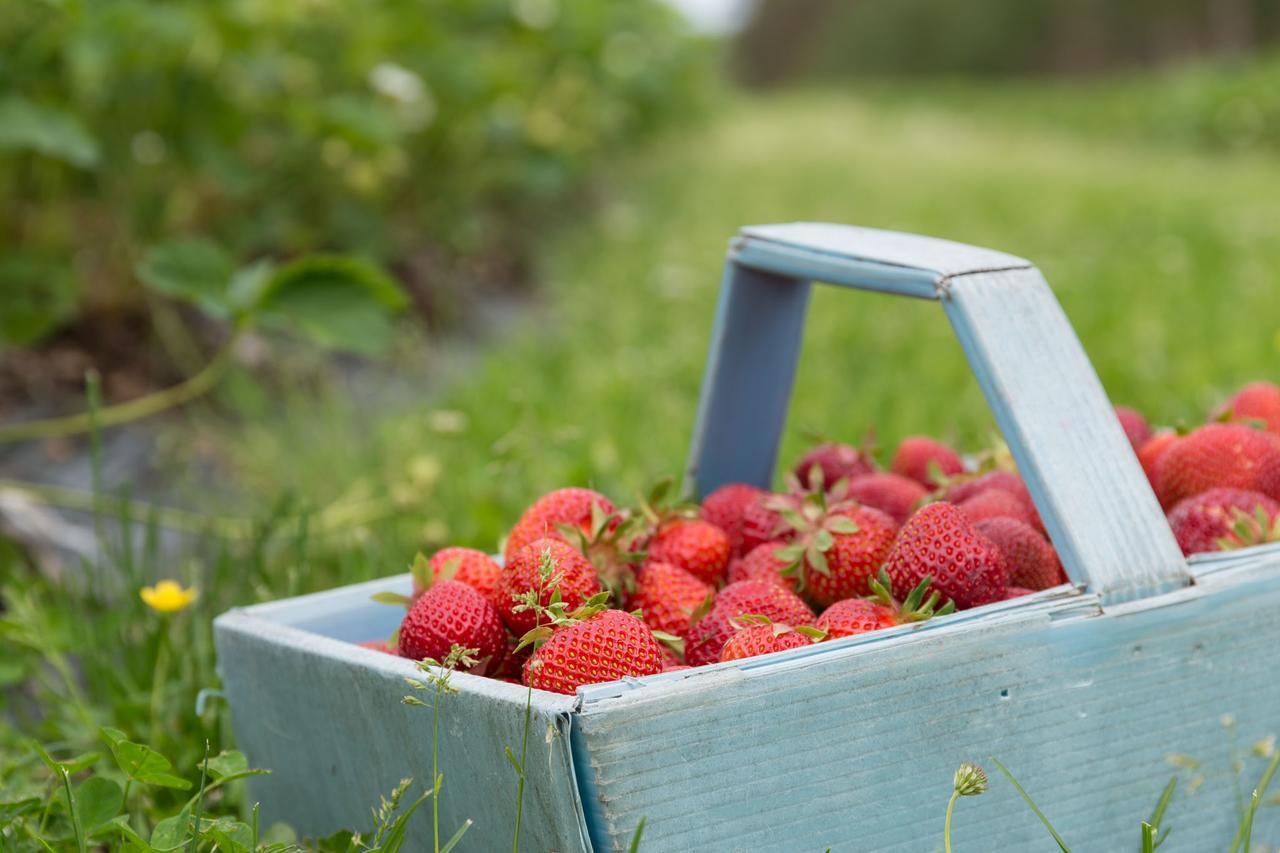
(647, 519, 731, 585)
(1216, 381, 1280, 434)
(411, 547, 504, 609)
(523, 609, 664, 694)
(1138, 430, 1179, 491)
(357, 638, 398, 655)
(891, 436, 965, 488)
(793, 443, 876, 491)
(1114, 406, 1152, 449)
(685, 580, 815, 666)
(630, 561, 713, 640)
(944, 470, 1043, 533)
(738, 491, 796, 556)
(700, 483, 766, 555)
(500, 538, 602, 636)
(973, 517, 1066, 590)
(815, 598, 898, 639)
(884, 502, 1008, 610)
(845, 473, 928, 526)
(719, 616, 824, 662)
(1155, 423, 1280, 507)
(1166, 488, 1280, 556)
(959, 489, 1033, 527)
(730, 540, 798, 591)
(503, 488, 616, 563)
(1003, 586, 1036, 600)
(775, 499, 898, 607)
(398, 580, 506, 674)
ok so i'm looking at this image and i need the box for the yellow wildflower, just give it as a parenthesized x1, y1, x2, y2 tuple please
(140, 579, 198, 613)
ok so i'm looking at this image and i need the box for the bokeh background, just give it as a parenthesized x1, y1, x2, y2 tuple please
(2, 0, 1279, 840)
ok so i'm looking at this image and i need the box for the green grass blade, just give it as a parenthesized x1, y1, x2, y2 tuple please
(628, 816, 647, 853)
(439, 819, 473, 853)
(1140, 821, 1155, 853)
(989, 757, 1070, 853)
(1229, 749, 1280, 853)
(1147, 775, 1176, 842)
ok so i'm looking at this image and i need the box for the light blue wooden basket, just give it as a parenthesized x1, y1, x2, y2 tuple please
(215, 223, 1280, 851)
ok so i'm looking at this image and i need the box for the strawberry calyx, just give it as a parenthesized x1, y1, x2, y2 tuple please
(556, 500, 647, 601)
(513, 588, 613, 655)
(633, 476, 701, 532)
(1216, 505, 1280, 550)
(868, 568, 955, 623)
(731, 613, 828, 642)
(650, 627, 686, 660)
(769, 487, 859, 586)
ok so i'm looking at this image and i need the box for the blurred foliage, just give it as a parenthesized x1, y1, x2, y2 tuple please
(735, 0, 1280, 83)
(0, 0, 709, 348)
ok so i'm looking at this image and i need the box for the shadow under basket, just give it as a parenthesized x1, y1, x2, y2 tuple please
(215, 223, 1280, 851)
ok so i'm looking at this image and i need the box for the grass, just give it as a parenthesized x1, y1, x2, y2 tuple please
(3, 71, 1280, 845)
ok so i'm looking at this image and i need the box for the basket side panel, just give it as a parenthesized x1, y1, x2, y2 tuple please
(214, 615, 589, 852)
(574, 560, 1280, 851)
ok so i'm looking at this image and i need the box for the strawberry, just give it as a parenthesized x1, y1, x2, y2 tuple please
(500, 538, 602, 636)
(815, 598, 898, 639)
(411, 547, 504, 610)
(630, 561, 714, 640)
(685, 580, 815, 666)
(973, 517, 1066, 590)
(793, 442, 876, 491)
(845, 473, 928, 526)
(738, 491, 799, 556)
(1155, 423, 1280, 507)
(958, 489, 1033, 527)
(700, 483, 766, 555)
(884, 502, 1008, 610)
(357, 638, 399, 655)
(1138, 430, 1179, 491)
(1216, 381, 1280, 434)
(945, 470, 1044, 533)
(523, 609, 664, 694)
(646, 519, 731, 585)
(730, 539, 798, 591)
(773, 496, 898, 607)
(504, 488, 616, 563)
(891, 436, 965, 488)
(719, 616, 825, 662)
(1003, 586, 1036, 600)
(398, 580, 506, 674)
(1166, 488, 1280, 556)
(1114, 406, 1152, 449)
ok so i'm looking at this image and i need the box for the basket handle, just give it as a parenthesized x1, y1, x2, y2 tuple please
(684, 222, 1189, 605)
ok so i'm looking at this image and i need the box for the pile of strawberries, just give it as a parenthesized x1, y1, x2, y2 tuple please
(362, 379, 1280, 696)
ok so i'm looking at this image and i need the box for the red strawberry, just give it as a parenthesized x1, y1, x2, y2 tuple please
(1003, 586, 1036, 600)
(685, 580, 815, 666)
(1155, 423, 1280, 507)
(959, 489, 1033, 527)
(523, 609, 664, 694)
(1115, 406, 1152, 449)
(500, 538, 602, 636)
(891, 436, 965, 488)
(884, 502, 1008, 610)
(1166, 488, 1280, 556)
(945, 470, 1044, 533)
(815, 598, 898, 639)
(738, 491, 795, 556)
(1138, 431, 1179, 491)
(730, 540, 798, 591)
(775, 500, 899, 607)
(700, 483, 766, 555)
(1216, 381, 1280, 434)
(504, 488, 616, 563)
(398, 580, 506, 673)
(973, 517, 1066, 590)
(412, 547, 504, 610)
(719, 617, 824, 662)
(357, 638, 399, 655)
(845, 473, 928, 526)
(647, 519, 731, 585)
(793, 443, 876, 491)
(630, 561, 713, 640)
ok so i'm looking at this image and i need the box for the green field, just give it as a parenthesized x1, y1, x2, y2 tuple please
(5, 76, 1280, 845)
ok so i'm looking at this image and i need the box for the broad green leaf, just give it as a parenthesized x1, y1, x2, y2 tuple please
(101, 728, 192, 790)
(76, 776, 123, 833)
(137, 239, 235, 318)
(150, 809, 191, 851)
(0, 96, 100, 167)
(255, 255, 407, 356)
(226, 259, 275, 314)
(200, 816, 253, 850)
(203, 750, 247, 781)
(0, 254, 79, 346)
(90, 814, 148, 847)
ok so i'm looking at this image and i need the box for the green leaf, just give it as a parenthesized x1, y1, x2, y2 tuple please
(0, 96, 100, 167)
(203, 751, 247, 781)
(439, 818, 473, 853)
(255, 255, 407, 356)
(0, 254, 79, 346)
(137, 239, 235, 319)
(825, 516, 860, 535)
(100, 728, 192, 790)
(226, 259, 276, 315)
(0, 797, 42, 829)
(504, 746, 523, 774)
(89, 813, 147, 846)
(75, 777, 123, 833)
(151, 810, 191, 851)
(371, 591, 413, 607)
